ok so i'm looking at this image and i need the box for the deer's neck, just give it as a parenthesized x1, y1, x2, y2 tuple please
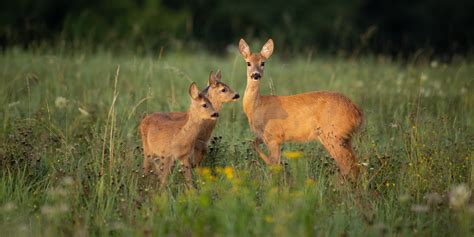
(176, 111, 204, 145)
(243, 79, 261, 117)
(207, 93, 223, 112)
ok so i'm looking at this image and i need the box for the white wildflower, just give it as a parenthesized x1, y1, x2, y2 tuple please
(425, 192, 443, 205)
(55, 97, 68, 109)
(61, 176, 74, 186)
(48, 187, 67, 197)
(430, 61, 438, 68)
(2, 202, 17, 212)
(449, 184, 471, 210)
(420, 73, 428, 82)
(411, 204, 429, 213)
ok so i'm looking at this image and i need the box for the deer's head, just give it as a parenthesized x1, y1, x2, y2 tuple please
(239, 38, 274, 82)
(188, 82, 219, 120)
(206, 70, 240, 103)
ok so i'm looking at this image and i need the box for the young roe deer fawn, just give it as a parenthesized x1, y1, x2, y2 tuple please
(140, 82, 219, 187)
(239, 39, 364, 180)
(143, 71, 240, 167)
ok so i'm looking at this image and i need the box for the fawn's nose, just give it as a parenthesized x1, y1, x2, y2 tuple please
(232, 94, 240, 99)
(251, 72, 261, 80)
(211, 112, 219, 118)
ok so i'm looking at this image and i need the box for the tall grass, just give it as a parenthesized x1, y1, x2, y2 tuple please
(0, 47, 473, 236)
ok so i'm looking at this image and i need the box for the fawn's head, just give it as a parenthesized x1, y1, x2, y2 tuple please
(239, 38, 274, 82)
(188, 82, 219, 120)
(205, 70, 240, 103)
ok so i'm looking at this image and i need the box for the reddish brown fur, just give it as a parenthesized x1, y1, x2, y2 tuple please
(239, 38, 364, 180)
(139, 82, 218, 187)
(143, 71, 240, 167)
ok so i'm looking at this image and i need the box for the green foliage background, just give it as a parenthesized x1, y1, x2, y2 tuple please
(0, 47, 472, 236)
(1, 0, 473, 54)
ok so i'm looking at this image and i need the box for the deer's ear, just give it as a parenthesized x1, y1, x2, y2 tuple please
(215, 69, 222, 81)
(239, 39, 251, 58)
(188, 82, 200, 100)
(261, 39, 274, 59)
(208, 71, 218, 87)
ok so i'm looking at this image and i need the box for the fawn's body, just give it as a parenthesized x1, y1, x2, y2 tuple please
(142, 71, 239, 167)
(140, 82, 218, 187)
(240, 39, 363, 180)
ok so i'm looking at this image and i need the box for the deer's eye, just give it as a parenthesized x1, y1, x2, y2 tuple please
(221, 88, 227, 93)
(202, 104, 208, 108)
(247, 62, 251, 67)
(261, 62, 265, 67)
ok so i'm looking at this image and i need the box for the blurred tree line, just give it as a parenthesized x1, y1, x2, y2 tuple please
(0, 0, 473, 55)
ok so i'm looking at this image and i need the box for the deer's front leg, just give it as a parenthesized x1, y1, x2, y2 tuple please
(266, 140, 282, 165)
(179, 157, 194, 188)
(192, 140, 207, 167)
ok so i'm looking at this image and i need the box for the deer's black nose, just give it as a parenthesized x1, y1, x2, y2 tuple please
(211, 112, 219, 118)
(251, 73, 261, 80)
(233, 94, 240, 99)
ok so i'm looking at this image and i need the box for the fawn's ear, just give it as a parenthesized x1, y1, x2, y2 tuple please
(215, 69, 222, 81)
(189, 82, 200, 100)
(239, 39, 251, 58)
(208, 70, 222, 87)
(208, 71, 218, 87)
(260, 39, 274, 59)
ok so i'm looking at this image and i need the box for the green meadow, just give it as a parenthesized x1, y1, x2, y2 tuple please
(0, 47, 472, 236)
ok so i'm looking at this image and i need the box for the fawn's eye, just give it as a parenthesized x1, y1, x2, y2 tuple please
(247, 62, 251, 67)
(202, 104, 208, 108)
(221, 88, 227, 93)
(261, 62, 265, 66)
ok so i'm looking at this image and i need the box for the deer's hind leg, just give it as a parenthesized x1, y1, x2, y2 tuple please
(152, 156, 173, 188)
(319, 133, 359, 181)
(252, 138, 273, 165)
(144, 154, 153, 175)
(140, 121, 155, 175)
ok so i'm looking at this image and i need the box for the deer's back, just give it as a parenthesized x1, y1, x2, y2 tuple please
(249, 91, 363, 142)
(140, 112, 190, 155)
(140, 112, 217, 152)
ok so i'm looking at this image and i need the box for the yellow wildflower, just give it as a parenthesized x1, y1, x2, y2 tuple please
(305, 178, 316, 186)
(197, 167, 212, 181)
(265, 215, 274, 223)
(269, 164, 283, 173)
(283, 151, 303, 159)
(223, 167, 234, 180)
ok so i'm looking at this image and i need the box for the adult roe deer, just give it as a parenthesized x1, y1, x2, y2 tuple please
(143, 71, 240, 167)
(140, 82, 219, 187)
(239, 38, 364, 180)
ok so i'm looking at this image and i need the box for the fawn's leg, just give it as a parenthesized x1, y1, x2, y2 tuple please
(144, 154, 152, 174)
(252, 138, 273, 165)
(179, 158, 194, 188)
(192, 141, 207, 167)
(157, 156, 173, 188)
(140, 125, 152, 174)
(319, 134, 359, 181)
